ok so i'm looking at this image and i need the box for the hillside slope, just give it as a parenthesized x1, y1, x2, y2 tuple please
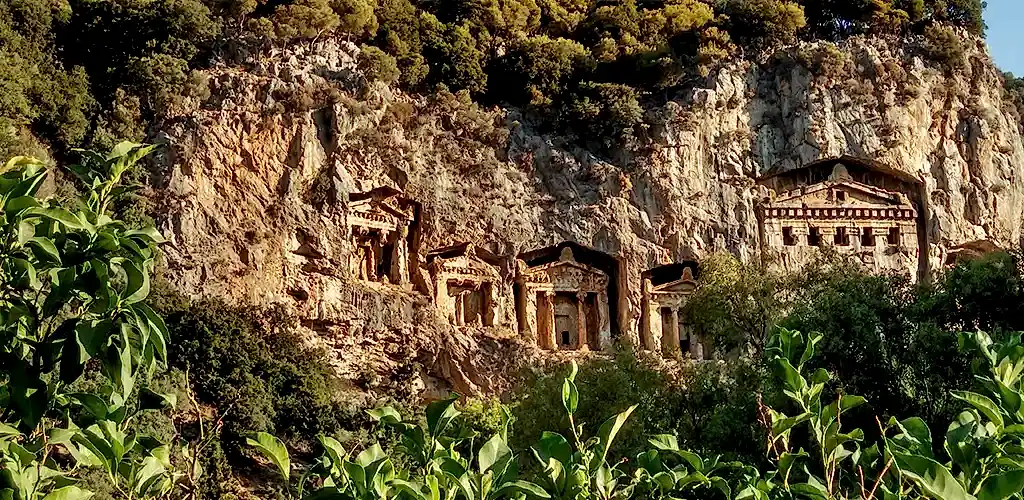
(151, 34, 1024, 393)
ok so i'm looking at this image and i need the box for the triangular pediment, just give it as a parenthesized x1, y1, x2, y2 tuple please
(351, 197, 412, 221)
(523, 260, 606, 278)
(653, 278, 696, 293)
(437, 254, 501, 278)
(772, 180, 906, 207)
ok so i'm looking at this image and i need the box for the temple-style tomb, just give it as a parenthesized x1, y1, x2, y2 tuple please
(347, 187, 416, 286)
(641, 263, 705, 359)
(514, 244, 614, 351)
(427, 242, 507, 328)
(757, 158, 925, 279)
(330, 156, 947, 362)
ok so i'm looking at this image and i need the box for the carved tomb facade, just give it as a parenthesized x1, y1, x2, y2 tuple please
(758, 161, 922, 278)
(641, 263, 706, 359)
(347, 187, 416, 286)
(515, 247, 612, 351)
(427, 243, 511, 328)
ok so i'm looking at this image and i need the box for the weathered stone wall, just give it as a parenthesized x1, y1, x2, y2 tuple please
(151, 34, 1024, 394)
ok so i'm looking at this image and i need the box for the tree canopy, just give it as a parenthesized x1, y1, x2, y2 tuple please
(0, 0, 990, 159)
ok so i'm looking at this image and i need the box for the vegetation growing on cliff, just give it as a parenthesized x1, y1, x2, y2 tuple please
(0, 0, 989, 160)
(5, 144, 1024, 498)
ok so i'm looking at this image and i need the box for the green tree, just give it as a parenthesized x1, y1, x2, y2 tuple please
(359, 44, 401, 84)
(420, 15, 489, 93)
(494, 36, 591, 106)
(723, 0, 806, 49)
(560, 81, 643, 146)
(684, 252, 792, 354)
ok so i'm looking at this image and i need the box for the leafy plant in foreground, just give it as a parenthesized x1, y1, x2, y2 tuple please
(247, 326, 1024, 499)
(0, 144, 173, 499)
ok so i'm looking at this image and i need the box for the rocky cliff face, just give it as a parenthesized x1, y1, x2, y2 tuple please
(151, 34, 1024, 394)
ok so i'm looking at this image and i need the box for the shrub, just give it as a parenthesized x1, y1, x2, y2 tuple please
(560, 81, 643, 145)
(684, 252, 792, 354)
(723, 0, 807, 50)
(1005, 72, 1024, 129)
(494, 35, 591, 106)
(270, 0, 342, 39)
(152, 288, 366, 457)
(359, 44, 400, 84)
(921, 22, 965, 71)
(509, 349, 765, 464)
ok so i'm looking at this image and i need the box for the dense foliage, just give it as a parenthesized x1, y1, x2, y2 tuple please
(511, 350, 765, 467)
(8, 145, 1024, 498)
(0, 144, 174, 498)
(0, 0, 989, 160)
(249, 326, 1024, 499)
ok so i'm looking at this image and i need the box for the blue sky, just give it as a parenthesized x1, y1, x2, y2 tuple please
(985, 0, 1024, 76)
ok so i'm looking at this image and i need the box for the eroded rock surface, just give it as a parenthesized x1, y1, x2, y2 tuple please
(152, 35, 1024, 395)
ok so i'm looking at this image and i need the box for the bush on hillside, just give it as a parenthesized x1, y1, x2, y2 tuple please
(359, 44, 400, 84)
(921, 22, 966, 71)
(151, 288, 366, 456)
(510, 349, 766, 465)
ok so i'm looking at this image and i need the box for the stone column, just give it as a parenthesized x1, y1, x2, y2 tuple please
(518, 282, 537, 342)
(664, 307, 681, 359)
(597, 291, 611, 350)
(454, 292, 465, 326)
(543, 292, 557, 351)
(483, 282, 497, 327)
(576, 291, 589, 351)
(365, 245, 376, 281)
(640, 278, 654, 350)
(389, 226, 409, 286)
(433, 267, 451, 322)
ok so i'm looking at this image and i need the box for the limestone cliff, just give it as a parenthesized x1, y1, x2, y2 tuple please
(150, 34, 1024, 394)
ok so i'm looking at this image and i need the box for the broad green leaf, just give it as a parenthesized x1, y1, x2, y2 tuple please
(355, 443, 386, 467)
(711, 476, 731, 499)
(120, 259, 150, 304)
(71, 393, 108, 420)
(318, 435, 347, 467)
(367, 406, 402, 424)
(892, 452, 972, 500)
(133, 456, 167, 495)
(391, 479, 428, 500)
(493, 480, 551, 499)
(107, 141, 146, 160)
(533, 431, 571, 467)
(246, 432, 291, 481)
(676, 449, 707, 474)
(27, 207, 91, 232)
(596, 404, 637, 465)
(478, 433, 511, 474)
(3, 156, 44, 173)
(125, 227, 165, 244)
(138, 388, 176, 411)
(770, 412, 812, 438)
(5, 196, 40, 215)
(778, 450, 809, 480)
(953, 391, 1006, 430)
(995, 380, 1023, 416)
(979, 470, 1024, 500)
(648, 434, 679, 452)
(133, 303, 168, 362)
(27, 237, 60, 264)
(790, 482, 828, 500)
(772, 358, 806, 396)
(425, 396, 461, 437)
(894, 417, 935, 459)
(561, 378, 579, 416)
(41, 486, 93, 500)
